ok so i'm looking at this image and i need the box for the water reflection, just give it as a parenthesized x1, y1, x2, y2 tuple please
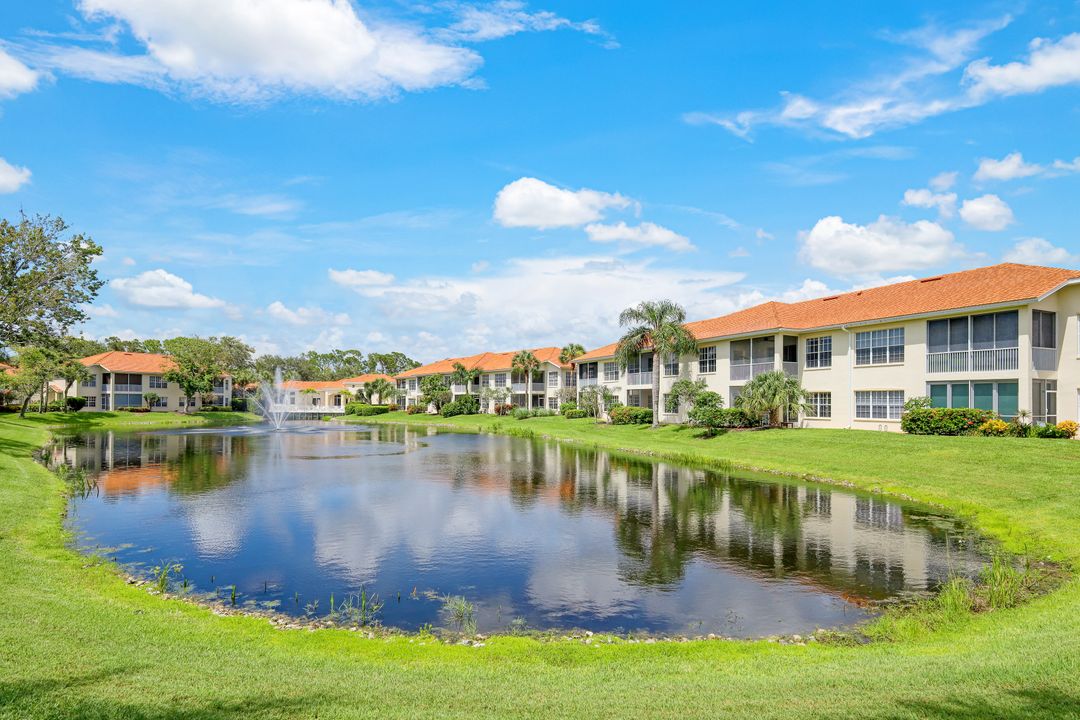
(58, 425, 986, 635)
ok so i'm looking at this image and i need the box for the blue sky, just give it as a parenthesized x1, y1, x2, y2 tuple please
(1, 0, 1079, 360)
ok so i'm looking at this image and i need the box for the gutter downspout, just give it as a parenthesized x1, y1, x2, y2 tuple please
(841, 325, 854, 429)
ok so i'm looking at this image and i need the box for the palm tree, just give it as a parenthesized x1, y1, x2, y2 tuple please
(450, 362, 481, 398)
(511, 350, 540, 409)
(735, 370, 810, 427)
(615, 300, 698, 428)
(559, 343, 585, 365)
(363, 377, 396, 404)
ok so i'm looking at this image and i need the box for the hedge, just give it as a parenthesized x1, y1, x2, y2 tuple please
(609, 406, 653, 425)
(345, 403, 391, 416)
(441, 396, 480, 417)
(900, 407, 996, 435)
(563, 409, 587, 419)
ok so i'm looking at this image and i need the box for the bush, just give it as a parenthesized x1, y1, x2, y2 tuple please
(563, 409, 587, 419)
(405, 404, 426, 415)
(903, 396, 934, 412)
(978, 419, 1009, 437)
(441, 396, 480, 417)
(559, 401, 578, 416)
(230, 398, 248, 412)
(118, 407, 150, 413)
(345, 403, 390, 416)
(198, 405, 231, 412)
(65, 396, 87, 412)
(46, 401, 66, 413)
(494, 403, 514, 416)
(609, 406, 653, 425)
(1057, 420, 1079, 439)
(386, 403, 400, 412)
(901, 408, 996, 436)
(512, 407, 532, 420)
(1033, 423, 1073, 439)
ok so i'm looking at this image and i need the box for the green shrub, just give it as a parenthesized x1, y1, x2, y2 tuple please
(46, 400, 66, 413)
(900, 408, 996, 436)
(441, 396, 480, 417)
(1057, 420, 1079, 439)
(230, 398, 248, 412)
(1033, 423, 1072, 439)
(609, 406, 653, 425)
(345, 403, 390, 416)
(688, 391, 755, 434)
(559, 401, 578, 416)
(494, 403, 514, 416)
(512, 407, 532, 420)
(563, 409, 587, 419)
(64, 396, 87, 412)
(903, 396, 934, 412)
(405, 404, 426, 415)
(386, 403, 400, 412)
(978, 419, 1009, 437)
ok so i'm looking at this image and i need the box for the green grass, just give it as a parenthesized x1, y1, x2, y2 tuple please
(2, 411, 1079, 718)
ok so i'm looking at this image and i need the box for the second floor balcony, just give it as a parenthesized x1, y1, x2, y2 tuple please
(730, 361, 775, 382)
(626, 371, 653, 387)
(926, 347, 1019, 373)
(578, 376, 598, 387)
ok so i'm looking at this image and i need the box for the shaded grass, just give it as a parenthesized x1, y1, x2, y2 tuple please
(1, 412, 1079, 718)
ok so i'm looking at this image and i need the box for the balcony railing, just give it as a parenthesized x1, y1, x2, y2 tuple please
(511, 382, 527, 393)
(926, 347, 1019, 373)
(626, 371, 653, 386)
(451, 384, 467, 393)
(531, 382, 545, 392)
(110, 384, 143, 393)
(730, 362, 775, 382)
(578, 377, 598, 387)
(1032, 347, 1057, 372)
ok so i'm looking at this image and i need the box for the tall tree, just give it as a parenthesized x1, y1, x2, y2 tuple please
(450, 361, 480, 398)
(418, 374, 451, 412)
(559, 343, 585, 365)
(614, 300, 698, 428)
(0, 214, 103, 347)
(4, 347, 58, 418)
(162, 337, 222, 413)
(56, 357, 91, 406)
(511, 350, 540, 408)
(365, 351, 421, 375)
(362, 377, 398, 405)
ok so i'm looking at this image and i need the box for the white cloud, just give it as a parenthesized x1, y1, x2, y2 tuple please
(729, 246, 750, 258)
(1051, 156, 1080, 173)
(31, 0, 482, 103)
(0, 158, 32, 193)
(0, 47, 39, 98)
(493, 177, 631, 229)
(902, 188, 957, 218)
(441, 1, 616, 47)
(210, 193, 301, 217)
(327, 268, 395, 287)
(974, 152, 1043, 181)
(584, 221, 694, 252)
(965, 33, 1080, 98)
(959, 194, 1014, 231)
(799, 215, 964, 276)
(331, 253, 747, 356)
(110, 269, 229, 310)
(1003, 237, 1077, 266)
(755, 228, 774, 241)
(470, 260, 490, 273)
(929, 171, 958, 191)
(266, 301, 349, 327)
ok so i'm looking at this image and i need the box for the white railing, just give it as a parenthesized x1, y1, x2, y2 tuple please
(731, 362, 775, 382)
(511, 382, 527, 393)
(783, 362, 798, 377)
(1032, 347, 1057, 372)
(926, 348, 1020, 373)
(627, 371, 653, 386)
(531, 382, 545, 391)
(111, 384, 143, 393)
(267, 403, 346, 415)
(578, 377, 598, 387)
(451, 384, 467, 393)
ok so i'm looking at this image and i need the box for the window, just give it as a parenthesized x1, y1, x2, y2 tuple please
(663, 353, 679, 376)
(1033, 380, 1057, 425)
(114, 393, 142, 408)
(548, 396, 559, 411)
(578, 362, 597, 380)
(564, 371, 576, 387)
(1033, 310, 1057, 349)
(603, 362, 618, 382)
(662, 393, 673, 413)
(927, 317, 969, 354)
(149, 395, 167, 408)
(83, 375, 97, 388)
(805, 337, 832, 368)
(969, 311, 1018, 350)
(698, 346, 716, 373)
(855, 390, 904, 420)
(548, 371, 559, 387)
(409, 378, 417, 391)
(494, 373, 507, 387)
(148, 375, 168, 389)
(934, 381, 1017, 418)
(806, 392, 832, 418)
(929, 383, 971, 409)
(855, 328, 904, 366)
(85, 396, 96, 408)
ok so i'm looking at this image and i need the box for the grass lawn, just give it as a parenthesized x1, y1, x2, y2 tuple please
(1, 411, 1079, 718)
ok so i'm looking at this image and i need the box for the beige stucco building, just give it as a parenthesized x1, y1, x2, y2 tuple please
(573, 263, 1080, 430)
(63, 351, 232, 411)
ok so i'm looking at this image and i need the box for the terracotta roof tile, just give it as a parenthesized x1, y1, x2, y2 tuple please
(281, 380, 348, 392)
(79, 351, 177, 374)
(339, 373, 395, 385)
(397, 347, 570, 378)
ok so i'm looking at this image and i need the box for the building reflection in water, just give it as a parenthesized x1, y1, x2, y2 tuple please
(58, 425, 986, 635)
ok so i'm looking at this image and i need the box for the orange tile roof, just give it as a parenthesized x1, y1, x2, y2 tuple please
(280, 380, 348, 392)
(573, 263, 1080, 361)
(339, 373, 396, 385)
(79, 351, 177, 374)
(397, 347, 571, 378)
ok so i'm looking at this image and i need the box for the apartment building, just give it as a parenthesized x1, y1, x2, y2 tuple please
(396, 347, 577, 412)
(278, 373, 394, 413)
(573, 263, 1080, 430)
(65, 351, 233, 411)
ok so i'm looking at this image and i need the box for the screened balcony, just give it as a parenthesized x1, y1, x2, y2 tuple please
(925, 311, 1019, 373)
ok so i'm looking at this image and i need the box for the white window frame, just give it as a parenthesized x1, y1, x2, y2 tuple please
(805, 336, 832, 369)
(663, 353, 679, 377)
(603, 362, 618, 382)
(548, 371, 559, 387)
(855, 328, 905, 366)
(494, 373, 507, 388)
(85, 396, 96, 408)
(806, 392, 831, 418)
(698, 346, 716, 374)
(855, 390, 904, 420)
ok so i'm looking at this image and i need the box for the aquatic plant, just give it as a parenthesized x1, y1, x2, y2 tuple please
(331, 587, 384, 627)
(150, 561, 183, 594)
(442, 595, 476, 634)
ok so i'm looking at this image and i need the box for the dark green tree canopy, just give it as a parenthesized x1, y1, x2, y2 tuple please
(0, 214, 103, 347)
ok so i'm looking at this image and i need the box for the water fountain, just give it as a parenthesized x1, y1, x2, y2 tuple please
(247, 367, 292, 430)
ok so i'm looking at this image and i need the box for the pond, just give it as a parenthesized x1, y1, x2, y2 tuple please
(56, 424, 988, 636)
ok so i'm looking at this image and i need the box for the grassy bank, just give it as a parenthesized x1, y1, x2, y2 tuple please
(1, 412, 1079, 718)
